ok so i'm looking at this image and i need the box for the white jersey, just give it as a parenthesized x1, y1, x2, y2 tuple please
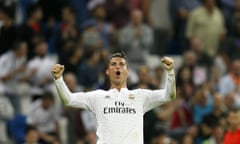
(54, 73, 176, 144)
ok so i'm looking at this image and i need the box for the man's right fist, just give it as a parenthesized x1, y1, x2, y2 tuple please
(51, 64, 65, 79)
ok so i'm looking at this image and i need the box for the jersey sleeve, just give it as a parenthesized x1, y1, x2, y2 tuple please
(54, 77, 97, 112)
(142, 72, 176, 113)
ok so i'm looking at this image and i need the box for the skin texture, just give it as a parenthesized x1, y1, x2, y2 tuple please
(106, 57, 129, 90)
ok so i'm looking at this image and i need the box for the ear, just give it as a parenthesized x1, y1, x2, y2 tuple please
(106, 69, 109, 76)
(127, 68, 130, 76)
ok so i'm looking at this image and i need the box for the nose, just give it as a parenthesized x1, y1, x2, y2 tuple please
(115, 64, 121, 69)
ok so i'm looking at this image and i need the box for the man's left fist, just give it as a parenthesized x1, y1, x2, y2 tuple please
(161, 56, 174, 74)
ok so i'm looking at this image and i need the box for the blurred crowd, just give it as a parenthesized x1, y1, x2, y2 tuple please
(0, 0, 240, 144)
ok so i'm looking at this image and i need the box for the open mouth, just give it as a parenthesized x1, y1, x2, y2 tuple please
(116, 71, 121, 76)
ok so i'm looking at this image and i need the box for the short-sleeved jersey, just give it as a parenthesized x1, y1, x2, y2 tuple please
(54, 73, 175, 144)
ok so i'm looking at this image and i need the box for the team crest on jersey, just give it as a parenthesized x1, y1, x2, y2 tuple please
(128, 94, 135, 100)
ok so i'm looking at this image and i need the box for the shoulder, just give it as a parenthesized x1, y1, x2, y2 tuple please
(121, 24, 132, 32)
(129, 88, 152, 95)
(191, 6, 204, 15)
(0, 51, 12, 59)
(219, 74, 231, 82)
(142, 24, 152, 31)
(85, 89, 108, 97)
(214, 8, 224, 18)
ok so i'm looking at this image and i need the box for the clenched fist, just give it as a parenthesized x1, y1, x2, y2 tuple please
(51, 64, 65, 79)
(161, 56, 174, 75)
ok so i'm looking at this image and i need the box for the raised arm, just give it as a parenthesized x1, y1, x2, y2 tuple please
(51, 64, 95, 111)
(143, 57, 176, 113)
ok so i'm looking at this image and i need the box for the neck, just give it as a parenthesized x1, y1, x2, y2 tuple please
(205, 6, 214, 14)
(230, 125, 239, 131)
(70, 56, 79, 64)
(110, 84, 127, 91)
(27, 19, 37, 25)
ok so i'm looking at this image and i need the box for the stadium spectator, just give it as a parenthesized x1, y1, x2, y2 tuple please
(77, 47, 102, 89)
(105, 0, 130, 29)
(192, 83, 213, 124)
(18, 4, 44, 59)
(24, 125, 40, 144)
(81, 20, 102, 49)
(172, 0, 200, 54)
(186, 0, 226, 57)
(223, 108, 240, 144)
(0, 94, 14, 143)
(202, 123, 224, 144)
(152, 66, 165, 89)
(181, 133, 194, 144)
(26, 39, 56, 90)
(170, 95, 193, 139)
(0, 5, 18, 55)
(119, 9, 153, 69)
(0, 40, 28, 114)
(62, 43, 84, 75)
(90, 4, 114, 50)
(55, 5, 80, 56)
(218, 58, 240, 97)
(28, 91, 59, 144)
(150, 129, 177, 144)
(176, 66, 195, 101)
(145, 0, 173, 55)
(129, 65, 156, 89)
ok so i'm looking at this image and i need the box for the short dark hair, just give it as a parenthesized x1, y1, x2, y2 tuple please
(41, 91, 54, 101)
(27, 4, 41, 19)
(107, 51, 128, 65)
(12, 40, 27, 51)
(25, 125, 37, 135)
(227, 108, 240, 117)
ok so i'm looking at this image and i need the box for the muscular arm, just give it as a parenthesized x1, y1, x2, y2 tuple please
(143, 57, 176, 113)
(54, 77, 95, 111)
(143, 71, 176, 113)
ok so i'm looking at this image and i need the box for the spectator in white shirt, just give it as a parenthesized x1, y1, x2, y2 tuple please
(0, 40, 28, 114)
(28, 91, 60, 144)
(26, 39, 56, 92)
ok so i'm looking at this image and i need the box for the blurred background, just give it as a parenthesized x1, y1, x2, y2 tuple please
(0, 0, 240, 144)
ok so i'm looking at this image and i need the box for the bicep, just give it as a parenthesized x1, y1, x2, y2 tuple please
(66, 91, 97, 112)
(142, 89, 170, 113)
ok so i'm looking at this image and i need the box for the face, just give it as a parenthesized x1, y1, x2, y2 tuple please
(131, 10, 143, 26)
(138, 66, 150, 84)
(181, 67, 191, 81)
(106, 57, 129, 87)
(155, 67, 163, 79)
(62, 7, 75, 23)
(94, 6, 106, 19)
(183, 51, 196, 66)
(228, 111, 240, 128)
(42, 99, 53, 109)
(182, 134, 193, 144)
(204, 0, 216, 9)
(33, 8, 43, 21)
(213, 93, 223, 109)
(16, 42, 28, 57)
(232, 60, 240, 76)
(213, 126, 224, 140)
(36, 42, 48, 57)
(25, 130, 39, 143)
(64, 73, 77, 91)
